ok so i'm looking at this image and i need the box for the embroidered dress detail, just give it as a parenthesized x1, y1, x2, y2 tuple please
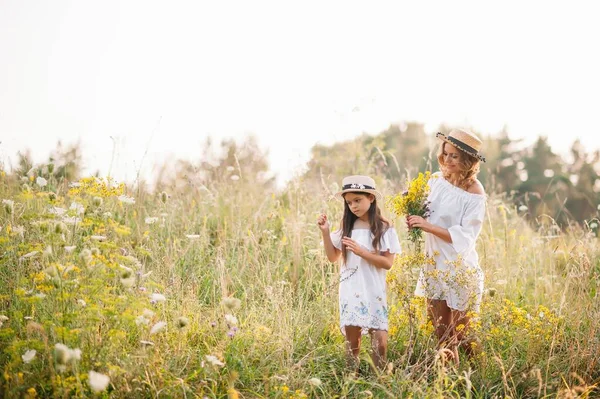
(414, 172, 486, 312)
(331, 227, 401, 335)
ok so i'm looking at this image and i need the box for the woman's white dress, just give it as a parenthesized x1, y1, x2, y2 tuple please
(415, 172, 487, 312)
(331, 226, 401, 335)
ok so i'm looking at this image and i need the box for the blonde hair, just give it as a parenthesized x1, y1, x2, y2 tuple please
(437, 142, 480, 190)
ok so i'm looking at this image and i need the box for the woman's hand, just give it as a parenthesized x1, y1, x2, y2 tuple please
(341, 237, 365, 257)
(317, 214, 330, 233)
(407, 215, 432, 233)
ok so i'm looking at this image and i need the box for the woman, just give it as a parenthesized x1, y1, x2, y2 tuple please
(407, 129, 487, 365)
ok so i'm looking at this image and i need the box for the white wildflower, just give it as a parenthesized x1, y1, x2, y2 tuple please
(49, 206, 67, 216)
(2, 199, 14, 214)
(185, 234, 200, 239)
(118, 195, 135, 204)
(177, 316, 190, 329)
(62, 216, 81, 225)
(64, 246, 76, 253)
(69, 202, 85, 215)
(90, 235, 107, 241)
(20, 251, 39, 260)
(590, 222, 598, 229)
(143, 309, 155, 318)
(102, 212, 113, 219)
(518, 205, 528, 212)
(205, 355, 224, 367)
(0, 315, 8, 327)
(69, 181, 81, 188)
(150, 293, 166, 303)
(120, 276, 135, 288)
(88, 371, 110, 393)
(308, 377, 322, 387)
(135, 315, 150, 326)
(145, 217, 158, 225)
(77, 299, 87, 307)
(80, 249, 93, 265)
(54, 343, 72, 365)
(150, 321, 167, 334)
(224, 314, 238, 326)
(221, 297, 241, 312)
(71, 348, 82, 361)
(230, 175, 240, 181)
(36, 177, 48, 187)
(22, 349, 36, 364)
(43, 246, 53, 256)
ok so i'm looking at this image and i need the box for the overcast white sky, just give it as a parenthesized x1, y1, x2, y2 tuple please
(1, 0, 599, 185)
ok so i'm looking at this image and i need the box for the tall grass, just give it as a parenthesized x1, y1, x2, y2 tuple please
(0, 168, 599, 398)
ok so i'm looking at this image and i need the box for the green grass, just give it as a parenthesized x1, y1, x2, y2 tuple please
(0, 172, 599, 398)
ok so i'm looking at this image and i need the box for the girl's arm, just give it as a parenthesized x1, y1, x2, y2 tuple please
(341, 237, 395, 270)
(317, 214, 341, 262)
(321, 229, 341, 262)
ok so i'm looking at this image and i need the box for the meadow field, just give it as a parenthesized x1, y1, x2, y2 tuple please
(0, 163, 599, 398)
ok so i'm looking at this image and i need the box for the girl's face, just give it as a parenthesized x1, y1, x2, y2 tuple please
(344, 192, 374, 221)
(442, 143, 463, 172)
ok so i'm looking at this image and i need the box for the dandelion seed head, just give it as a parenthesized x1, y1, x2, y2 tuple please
(36, 177, 48, 187)
(308, 377, 322, 387)
(88, 371, 110, 393)
(22, 349, 36, 364)
(150, 321, 167, 334)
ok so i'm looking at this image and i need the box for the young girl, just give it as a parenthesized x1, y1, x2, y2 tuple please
(407, 129, 487, 365)
(317, 175, 401, 370)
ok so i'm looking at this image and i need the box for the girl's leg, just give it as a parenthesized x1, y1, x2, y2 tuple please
(344, 326, 362, 371)
(427, 299, 458, 364)
(369, 329, 388, 370)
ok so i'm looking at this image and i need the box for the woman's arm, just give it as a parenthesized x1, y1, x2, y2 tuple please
(341, 237, 395, 270)
(407, 215, 452, 243)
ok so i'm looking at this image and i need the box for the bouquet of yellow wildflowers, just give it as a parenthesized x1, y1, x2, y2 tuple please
(387, 171, 432, 244)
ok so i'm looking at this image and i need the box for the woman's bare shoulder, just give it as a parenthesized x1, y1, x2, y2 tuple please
(467, 179, 485, 195)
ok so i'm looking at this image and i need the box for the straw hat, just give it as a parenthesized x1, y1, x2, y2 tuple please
(334, 175, 383, 201)
(436, 129, 486, 162)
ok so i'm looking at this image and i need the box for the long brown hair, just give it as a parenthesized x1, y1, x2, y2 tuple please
(341, 192, 390, 264)
(437, 142, 480, 190)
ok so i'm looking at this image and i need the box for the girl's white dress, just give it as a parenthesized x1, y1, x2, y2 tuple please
(331, 226, 401, 335)
(415, 172, 486, 312)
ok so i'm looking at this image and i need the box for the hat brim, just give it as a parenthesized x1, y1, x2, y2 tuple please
(436, 132, 486, 162)
(334, 189, 383, 202)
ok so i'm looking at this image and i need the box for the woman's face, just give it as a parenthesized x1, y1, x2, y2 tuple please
(442, 143, 462, 172)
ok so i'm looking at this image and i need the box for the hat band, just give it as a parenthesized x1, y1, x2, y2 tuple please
(342, 183, 376, 191)
(447, 136, 479, 155)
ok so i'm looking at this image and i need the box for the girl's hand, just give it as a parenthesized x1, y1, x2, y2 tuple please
(407, 215, 431, 232)
(341, 237, 365, 257)
(317, 214, 330, 232)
